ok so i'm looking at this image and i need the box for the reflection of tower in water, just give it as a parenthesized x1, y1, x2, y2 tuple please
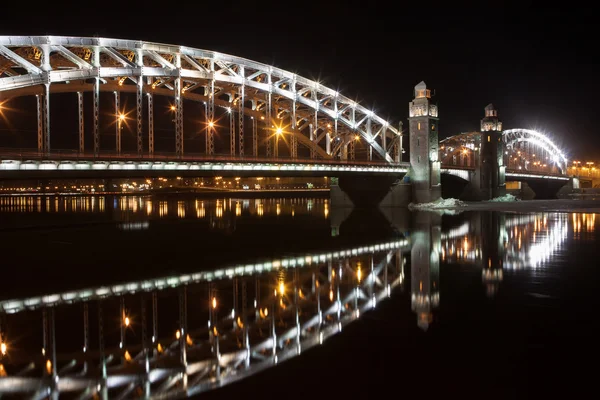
(478, 212, 505, 298)
(410, 212, 441, 331)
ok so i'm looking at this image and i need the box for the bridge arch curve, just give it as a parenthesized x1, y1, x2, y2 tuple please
(439, 129, 568, 174)
(0, 36, 401, 163)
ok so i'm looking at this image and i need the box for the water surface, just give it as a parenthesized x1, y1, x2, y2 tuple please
(0, 195, 597, 398)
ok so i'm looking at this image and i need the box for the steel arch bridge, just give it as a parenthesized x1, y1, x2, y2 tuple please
(439, 129, 569, 175)
(0, 36, 402, 164)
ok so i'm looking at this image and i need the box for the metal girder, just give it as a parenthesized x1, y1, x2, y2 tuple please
(51, 45, 93, 69)
(0, 35, 400, 163)
(0, 44, 42, 75)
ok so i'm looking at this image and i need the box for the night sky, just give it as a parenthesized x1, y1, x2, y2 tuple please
(1, 1, 597, 160)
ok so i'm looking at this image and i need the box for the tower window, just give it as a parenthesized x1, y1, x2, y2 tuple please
(431, 124, 435, 130)
(488, 135, 490, 142)
(418, 122, 421, 130)
(417, 138, 420, 147)
(418, 155, 421, 163)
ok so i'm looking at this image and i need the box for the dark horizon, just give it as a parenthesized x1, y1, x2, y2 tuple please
(0, 1, 597, 160)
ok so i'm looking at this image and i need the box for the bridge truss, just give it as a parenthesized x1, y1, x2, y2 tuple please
(439, 129, 568, 174)
(0, 36, 402, 163)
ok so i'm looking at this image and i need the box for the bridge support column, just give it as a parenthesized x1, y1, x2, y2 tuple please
(42, 83, 51, 154)
(410, 211, 441, 331)
(148, 91, 154, 156)
(407, 81, 441, 204)
(136, 51, 144, 156)
(36, 94, 43, 153)
(78, 92, 84, 153)
(475, 104, 506, 200)
(93, 77, 100, 157)
(238, 81, 245, 156)
(207, 80, 215, 155)
(174, 74, 184, 158)
(115, 91, 121, 155)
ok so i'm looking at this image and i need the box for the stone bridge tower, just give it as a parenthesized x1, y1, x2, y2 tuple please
(408, 81, 441, 203)
(478, 104, 506, 199)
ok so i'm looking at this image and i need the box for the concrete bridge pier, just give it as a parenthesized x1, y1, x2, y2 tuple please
(467, 104, 506, 200)
(406, 81, 441, 204)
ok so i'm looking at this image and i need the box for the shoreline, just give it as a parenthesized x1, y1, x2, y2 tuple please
(411, 199, 600, 213)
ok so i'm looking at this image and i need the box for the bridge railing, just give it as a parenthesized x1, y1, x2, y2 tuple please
(0, 148, 406, 167)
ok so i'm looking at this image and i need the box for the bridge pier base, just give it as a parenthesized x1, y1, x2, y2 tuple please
(329, 175, 409, 209)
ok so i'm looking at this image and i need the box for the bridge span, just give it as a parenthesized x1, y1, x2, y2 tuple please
(0, 35, 575, 202)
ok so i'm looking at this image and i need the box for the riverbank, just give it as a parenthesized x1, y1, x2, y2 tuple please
(431, 199, 600, 213)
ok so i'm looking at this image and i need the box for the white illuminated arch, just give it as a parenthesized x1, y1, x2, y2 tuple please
(0, 36, 400, 163)
(502, 128, 568, 172)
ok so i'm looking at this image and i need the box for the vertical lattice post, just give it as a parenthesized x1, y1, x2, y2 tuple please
(367, 117, 372, 161)
(291, 100, 297, 158)
(229, 105, 235, 156)
(174, 75, 183, 158)
(42, 83, 50, 154)
(136, 80, 143, 155)
(311, 109, 318, 159)
(115, 91, 121, 155)
(252, 115, 258, 157)
(78, 92, 84, 153)
(136, 50, 144, 156)
(238, 81, 245, 157)
(207, 79, 215, 155)
(382, 125, 387, 153)
(92, 46, 100, 157)
(148, 89, 154, 157)
(266, 91, 272, 157)
(36, 94, 43, 153)
(93, 78, 100, 157)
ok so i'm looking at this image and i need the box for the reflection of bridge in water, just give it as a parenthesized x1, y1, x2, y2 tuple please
(0, 205, 581, 398)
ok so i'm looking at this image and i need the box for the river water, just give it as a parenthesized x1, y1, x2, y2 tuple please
(0, 195, 597, 399)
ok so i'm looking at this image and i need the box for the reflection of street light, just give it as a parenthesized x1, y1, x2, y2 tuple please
(170, 105, 176, 111)
(119, 113, 125, 122)
(276, 127, 283, 135)
(208, 121, 214, 128)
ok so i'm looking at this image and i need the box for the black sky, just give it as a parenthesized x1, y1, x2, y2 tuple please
(1, 0, 598, 160)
